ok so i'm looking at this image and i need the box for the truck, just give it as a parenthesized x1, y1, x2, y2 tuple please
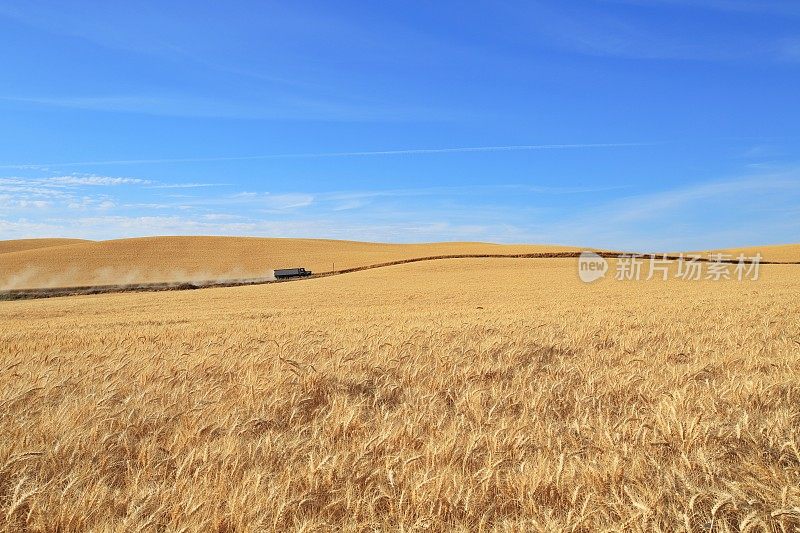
(273, 268, 313, 280)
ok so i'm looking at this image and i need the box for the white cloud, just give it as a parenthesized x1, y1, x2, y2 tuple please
(0, 195, 50, 210)
(203, 213, 243, 221)
(0, 214, 506, 242)
(0, 93, 432, 122)
(212, 192, 314, 210)
(2, 168, 798, 249)
(147, 182, 223, 189)
(604, 173, 800, 223)
(0, 174, 221, 217)
(46, 175, 152, 186)
(533, 170, 800, 250)
(0, 142, 654, 169)
(0, 182, 72, 197)
(262, 193, 314, 210)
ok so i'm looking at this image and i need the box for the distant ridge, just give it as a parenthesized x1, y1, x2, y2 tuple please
(0, 236, 578, 290)
(1, 235, 797, 291)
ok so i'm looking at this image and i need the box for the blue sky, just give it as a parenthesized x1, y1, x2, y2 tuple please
(0, 0, 798, 249)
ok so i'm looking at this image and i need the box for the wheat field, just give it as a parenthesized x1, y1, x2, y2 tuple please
(1, 256, 800, 531)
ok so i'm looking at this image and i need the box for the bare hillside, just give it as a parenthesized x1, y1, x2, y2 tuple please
(0, 236, 579, 289)
(0, 238, 90, 255)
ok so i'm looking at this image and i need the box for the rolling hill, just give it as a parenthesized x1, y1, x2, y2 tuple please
(0, 236, 580, 289)
(1, 236, 798, 290)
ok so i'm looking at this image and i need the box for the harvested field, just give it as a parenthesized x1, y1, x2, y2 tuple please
(0, 239, 89, 255)
(0, 236, 579, 290)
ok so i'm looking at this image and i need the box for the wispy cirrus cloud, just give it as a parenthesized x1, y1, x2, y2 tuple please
(0, 195, 50, 209)
(0, 213, 523, 243)
(0, 175, 150, 187)
(502, 1, 799, 62)
(147, 182, 225, 189)
(46, 176, 152, 186)
(1, 175, 214, 190)
(0, 93, 443, 122)
(607, 0, 800, 16)
(603, 173, 800, 223)
(229, 192, 315, 211)
(0, 174, 220, 218)
(0, 142, 654, 169)
(2, 167, 799, 249)
(535, 168, 800, 250)
(318, 183, 628, 211)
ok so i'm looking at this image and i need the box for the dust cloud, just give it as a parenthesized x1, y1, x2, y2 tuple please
(0, 267, 276, 291)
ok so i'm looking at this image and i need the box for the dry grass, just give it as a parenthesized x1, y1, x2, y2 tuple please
(1, 257, 799, 531)
(0, 237, 579, 289)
